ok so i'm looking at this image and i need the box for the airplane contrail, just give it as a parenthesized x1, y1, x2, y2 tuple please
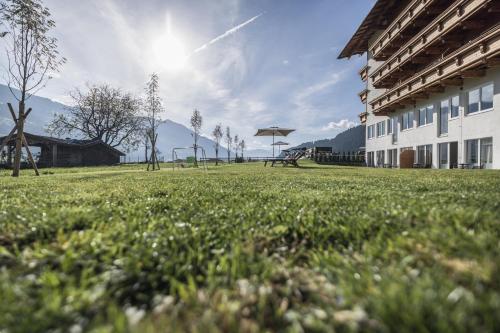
(193, 13, 264, 53)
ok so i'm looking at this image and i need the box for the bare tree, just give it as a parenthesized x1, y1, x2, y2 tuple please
(47, 84, 143, 151)
(144, 73, 164, 171)
(190, 109, 202, 167)
(212, 123, 223, 166)
(240, 139, 246, 160)
(2, 0, 66, 177)
(225, 126, 232, 164)
(233, 134, 239, 160)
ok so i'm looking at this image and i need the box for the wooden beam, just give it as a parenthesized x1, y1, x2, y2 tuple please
(425, 85, 445, 93)
(440, 78, 463, 86)
(461, 21, 484, 30)
(425, 47, 444, 55)
(21, 134, 39, 176)
(460, 69, 486, 78)
(7, 103, 17, 122)
(0, 126, 17, 156)
(411, 56, 430, 64)
(486, 58, 500, 67)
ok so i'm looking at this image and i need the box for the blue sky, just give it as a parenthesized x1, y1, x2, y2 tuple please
(2, 0, 374, 149)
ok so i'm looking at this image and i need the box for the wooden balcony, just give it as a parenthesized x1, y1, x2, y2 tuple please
(359, 65, 370, 82)
(371, 0, 497, 89)
(370, 24, 500, 115)
(370, 0, 447, 61)
(358, 89, 369, 104)
(359, 112, 368, 125)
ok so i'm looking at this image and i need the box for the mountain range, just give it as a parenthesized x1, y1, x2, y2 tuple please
(0, 84, 270, 160)
(289, 125, 365, 153)
(1, 84, 365, 160)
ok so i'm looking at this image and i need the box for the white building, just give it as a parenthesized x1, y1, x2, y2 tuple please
(339, 0, 500, 169)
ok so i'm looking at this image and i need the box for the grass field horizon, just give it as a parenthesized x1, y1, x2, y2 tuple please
(1, 161, 499, 332)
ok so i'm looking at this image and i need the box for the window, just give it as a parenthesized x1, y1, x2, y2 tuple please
(480, 138, 493, 169)
(450, 95, 459, 118)
(376, 121, 385, 137)
(376, 150, 385, 166)
(387, 119, 393, 134)
(388, 149, 398, 167)
(416, 144, 432, 167)
(418, 105, 433, 126)
(391, 116, 398, 143)
(467, 138, 494, 169)
(367, 151, 375, 167)
(401, 111, 414, 130)
(466, 139, 479, 164)
(438, 143, 448, 169)
(467, 83, 494, 114)
(439, 99, 449, 136)
(367, 125, 375, 139)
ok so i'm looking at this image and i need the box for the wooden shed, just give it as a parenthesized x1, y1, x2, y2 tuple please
(0, 132, 125, 168)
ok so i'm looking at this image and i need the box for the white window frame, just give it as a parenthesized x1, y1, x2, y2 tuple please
(450, 95, 460, 119)
(418, 104, 433, 127)
(376, 121, 385, 137)
(466, 82, 494, 115)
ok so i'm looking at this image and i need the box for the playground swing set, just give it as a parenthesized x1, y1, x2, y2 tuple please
(171, 145, 208, 171)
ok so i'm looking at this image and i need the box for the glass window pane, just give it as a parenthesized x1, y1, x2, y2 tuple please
(481, 84, 493, 110)
(480, 138, 493, 168)
(466, 139, 478, 164)
(419, 108, 425, 126)
(426, 105, 433, 124)
(408, 111, 414, 128)
(451, 96, 459, 118)
(440, 100, 449, 135)
(439, 143, 448, 169)
(468, 89, 479, 114)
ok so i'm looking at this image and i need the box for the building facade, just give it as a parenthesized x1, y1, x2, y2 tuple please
(340, 0, 500, 169)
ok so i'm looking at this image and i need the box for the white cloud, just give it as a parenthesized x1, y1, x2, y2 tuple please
(322, 119, 357, 131)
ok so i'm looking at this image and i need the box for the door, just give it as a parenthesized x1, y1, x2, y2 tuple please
(449, 142, 458, 168)
(439, 143, 448, 169)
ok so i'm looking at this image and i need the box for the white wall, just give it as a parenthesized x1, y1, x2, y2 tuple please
(365, 67, 500, 169)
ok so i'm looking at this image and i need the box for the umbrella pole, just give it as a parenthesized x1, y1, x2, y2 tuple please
(272, 133, 275, 158)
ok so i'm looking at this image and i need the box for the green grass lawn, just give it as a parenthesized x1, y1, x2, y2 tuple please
(1, 161, 499, 333)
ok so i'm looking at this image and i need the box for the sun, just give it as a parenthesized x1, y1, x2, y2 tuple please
(151, 33, 188, 72)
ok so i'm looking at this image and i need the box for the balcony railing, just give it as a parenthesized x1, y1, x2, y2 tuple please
(371, 0, 495, 88)
(359, 65, 370, 82)
(370, 24, 500, 114)
(359, 112, 368, 125)
(370, 0, 445, 60)
(358, 89, 369, 104)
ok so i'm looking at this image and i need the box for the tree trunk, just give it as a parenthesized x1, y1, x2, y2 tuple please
(215, 147, 219, 166)
(145, 142, 148, 164)
(12, 101, 25, 177)
(193, 138, 198, 167)
(227, 145, 230, 164)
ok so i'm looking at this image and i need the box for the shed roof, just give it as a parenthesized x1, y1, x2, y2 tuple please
(0, 132, 125, 156)
(338, 0, 410, 59)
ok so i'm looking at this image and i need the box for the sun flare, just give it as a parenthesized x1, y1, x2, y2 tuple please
(151, 33, 188, 72)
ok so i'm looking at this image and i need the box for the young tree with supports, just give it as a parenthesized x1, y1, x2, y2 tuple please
(1, 0, 65, 177)
(47, 84, 143, 151)
(190, 109, 202, 167)
(211, 123, 223, 166)
(225, 126, 232, 164)
(233, 134, 239, 160)
(144, 73, 164, 171)
(240, 139, 246, 160)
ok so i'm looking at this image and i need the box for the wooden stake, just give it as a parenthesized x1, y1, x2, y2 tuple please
(21, 134, 39, 176)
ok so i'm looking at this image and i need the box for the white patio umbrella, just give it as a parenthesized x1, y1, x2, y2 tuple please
(271, 141, 289, 154)
(255, 127, 295, 157)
